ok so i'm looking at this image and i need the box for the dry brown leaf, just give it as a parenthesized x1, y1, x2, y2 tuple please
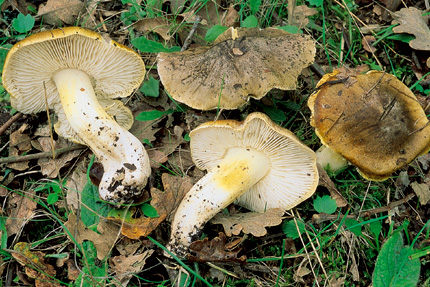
(188, 232, 246, 263)
(12, 242, 62, 287)
(66, 259, 80, 281)
(33, 137, 81, 178)
(411, 181, 430, 205)
(6, 192, 37, 237)
(290, 5, 318, 28)
(65, 161, 88, 210)
(362, 35, 377, 52)
(134, 17, 174, 40)
(64, 213, 120, 260)
(108, 173, 192, 239)
(7, 124, 31, 171)
(317, 165, 348, 207)
(110, 249, 154, 287)
(392, 7, 430, 51)
(38, 0, 85, 26)
(147, 149, 168, 169)
(211, 208, 285, 237)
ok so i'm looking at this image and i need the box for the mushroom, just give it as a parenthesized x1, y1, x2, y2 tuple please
(308, 69, 430, 180)
(157, 27, 315, 110)
(168, 112, 318, 255)
(2, 27, 150, 203)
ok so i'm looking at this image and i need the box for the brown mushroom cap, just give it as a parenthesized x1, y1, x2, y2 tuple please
(157, 27, 315, 110)
(308, 70, 430, 180)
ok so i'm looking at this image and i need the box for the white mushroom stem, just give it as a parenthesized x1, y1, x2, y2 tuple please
(52, 69, 151, 203)
(316, 145, 348, 173)
(169, 147, 271, 254)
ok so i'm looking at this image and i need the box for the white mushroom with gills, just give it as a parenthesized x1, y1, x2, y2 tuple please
(168, 112, 319, 255)
(2, 27, 151, 203)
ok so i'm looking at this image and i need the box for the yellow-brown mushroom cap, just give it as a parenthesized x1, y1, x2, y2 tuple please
(308, 70, 430, 180)
(157, 27, 316, 110)
(2, 27, 145, 115)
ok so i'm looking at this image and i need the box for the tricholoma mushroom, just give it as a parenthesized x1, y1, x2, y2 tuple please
(2, 27, 151, 203)
(308, 69, 430, 180)
(169, 112, 318, 255)
(157, 27, 316, 110)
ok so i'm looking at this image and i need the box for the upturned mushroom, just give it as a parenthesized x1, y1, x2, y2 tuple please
(168, 112, 318, 255)
(2, 27, 150, 203)
(308, 69, 430, 180)
(157, 27, 315, 110)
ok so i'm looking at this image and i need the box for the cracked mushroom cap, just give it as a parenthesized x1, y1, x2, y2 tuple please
(157, 27, 316, 110)
(190, 112, 319, 212)
(308, 70, 430, 180)
(2, 27, 144, 140)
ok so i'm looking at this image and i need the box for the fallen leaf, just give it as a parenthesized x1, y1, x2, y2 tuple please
(411, 181, 430, 205)
(188, 232, 246, 263)
(65, 160, 88, 210)
(7, 124, 31, 171)
(110, 249, 154, 287)
(392, 7, 430, 51)
(290, 5, 318, 28)
(33, 137, 82, 178)
(66, 259, 80, 281)
(64, 213, 120, 260)
(107, 173, 192, 239)
(293, 260, 311, 283)
(134, 17, 175, 40)
(147, 149, 169, 168)
(6, 192, 37, 237)
(362, 35, 377, 52)
(317, 165, 348, 207)
(12, 242, 62, 287)
(211, 208, 285, 237)
(38, 0, 85, 26)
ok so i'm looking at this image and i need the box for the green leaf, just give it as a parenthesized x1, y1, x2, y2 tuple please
(47, 193, 59, 204)
(306, 0, 323, 7)
(140, 76, 160, 97)
(242, 15, 259, 28)
(313, 195, 337, 214)
(74, 241, 106, 286)
(132, 37, 181, 53)
(205, 25, 229, 42)
(262, 106, 286, 122)
(81, 182, 113, 227)
(183, 133, 190, 142)
(0, 44, 12, 71)
(12, 14, 35, 33)
(386, 33, 415, 44)
(136, 109, 175, 121)
(249, 0, 261, 14)
(282, 219, 305, 239)
(277, 25, 300, 34)
(373, 231, 421, 287)
(141, 203, 159, 218)
(369, 220, 382, 238)
(344, 218, 362, 236)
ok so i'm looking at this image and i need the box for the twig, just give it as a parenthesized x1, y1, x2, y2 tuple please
(311, 193, 416, 224)
(0, 112, 23, 136)
(310, 62, 325, 78)
(181, 16, 202, 51)
(0, 145, 86, 164)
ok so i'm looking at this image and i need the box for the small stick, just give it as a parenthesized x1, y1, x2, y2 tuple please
(181, 16, 202, 51)
(0, 145, 86, 164)
(0, 112, 23, 136)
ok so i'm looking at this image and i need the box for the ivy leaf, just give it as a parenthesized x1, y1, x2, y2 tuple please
(313, 195, 337, 214)
(140, 76, 159, 97)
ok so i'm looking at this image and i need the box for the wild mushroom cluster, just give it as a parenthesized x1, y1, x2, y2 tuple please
(4, 27, 430, 258)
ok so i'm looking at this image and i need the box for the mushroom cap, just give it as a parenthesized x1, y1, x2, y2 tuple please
(308, 70, 430, 180)
(157, 27, 315, 110)
(189, 112, 319, 212)
(2, 27, 145, 115)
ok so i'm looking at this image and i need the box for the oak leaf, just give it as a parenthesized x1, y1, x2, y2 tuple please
(12, 242, 62, 287)
(110, 249, 154, 287)
(38, 0, 84, 26)
(211, 208, 285, 237)
(6, 192, 37, 236)
(392, 7, 430, 50)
